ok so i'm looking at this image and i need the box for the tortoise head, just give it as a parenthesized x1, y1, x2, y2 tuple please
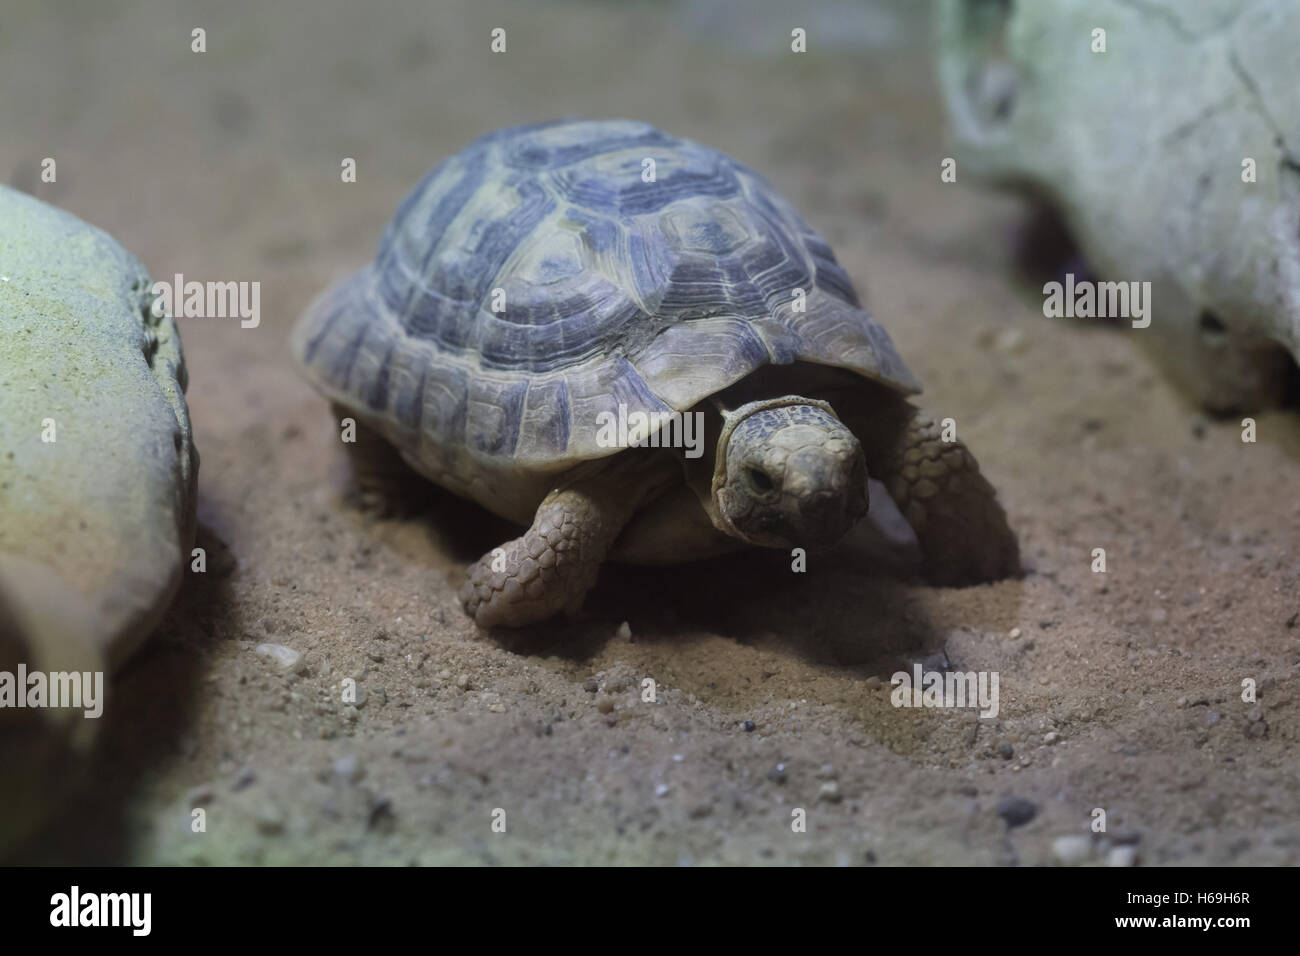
(709, 397, 868, 549)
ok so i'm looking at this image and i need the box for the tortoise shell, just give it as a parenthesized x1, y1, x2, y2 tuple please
(292, 119, 919, 488)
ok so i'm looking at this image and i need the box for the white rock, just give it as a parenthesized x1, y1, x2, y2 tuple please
(817, 781, 843, 803)
(333, 755, 364, 784)
(1107, 845, 1139, 867)
(1051, 835, 1092, 865)
(254, 643, 301, 671)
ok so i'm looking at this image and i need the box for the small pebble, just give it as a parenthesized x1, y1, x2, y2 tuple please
(1043, 731, 1060, 745)
(597, 697, 614, 714)
(1051, 835, 1092, 866)
(254, 805, 285, 835)
(767, 763, 787, 784)
(254, 643, 302, 671)
(742, 720, 756, 732)
(583, 678, 599, 693)
(995, 328, 1027, 354)
(1009, 627, 1022, 639)
(333, 755, 364, 784)
(997, 795, 1038, 828)
(654, 783, 670, 797)
(455, 673, 470, 690)
(367, 795, 394, 830)
(615, 621, 632, 640)
(1107, 845, 1139, 867)
(998, 743, 1015, 760)
(817, 781, 842, 803)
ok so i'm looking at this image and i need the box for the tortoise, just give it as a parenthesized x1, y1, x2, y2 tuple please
(291, 119, 1018, 628)
(0, 185, 197, 694)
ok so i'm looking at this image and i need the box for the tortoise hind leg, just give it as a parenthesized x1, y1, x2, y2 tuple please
(825, 392, 1020, 585)
(331, 402, 428, 517)
(460, 454, 678, 627)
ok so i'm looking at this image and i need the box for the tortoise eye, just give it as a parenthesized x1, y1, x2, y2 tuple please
(747, 467, 774, 492)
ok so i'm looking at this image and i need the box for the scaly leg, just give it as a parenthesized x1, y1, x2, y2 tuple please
(459, 454, 678, 627)
(825, 391, 1020, 585)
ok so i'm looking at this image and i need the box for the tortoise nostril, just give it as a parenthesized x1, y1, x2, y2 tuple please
(798, 492, 853, 544)
(1199, 310, 1227, 343)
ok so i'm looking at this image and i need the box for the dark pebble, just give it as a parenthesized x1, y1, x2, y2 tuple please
(367, 795, 395, 830)
(998, 743, 1015, 760)
(997, 795, 1038, 828)
(743, 720, 756, 732)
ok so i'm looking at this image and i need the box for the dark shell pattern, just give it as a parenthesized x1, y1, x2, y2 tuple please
(295, 119, 919, 475)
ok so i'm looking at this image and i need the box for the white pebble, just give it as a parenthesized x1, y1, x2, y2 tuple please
(1051, 835, 1092, 866)
(616, 621, 632, 640)
(333, 755, 364, 784)
(254, 643, 301, 671)
(1107, 845, 1139, 867)
(817, 781, 842, 803)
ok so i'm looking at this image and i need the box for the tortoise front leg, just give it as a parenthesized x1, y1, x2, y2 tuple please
(459, 454, 679, 627)
(824, 391, 1020, 585)
(331, 403, 429, 517)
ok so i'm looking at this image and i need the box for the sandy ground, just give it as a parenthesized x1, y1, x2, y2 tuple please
(3, 0, 1298, 865)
